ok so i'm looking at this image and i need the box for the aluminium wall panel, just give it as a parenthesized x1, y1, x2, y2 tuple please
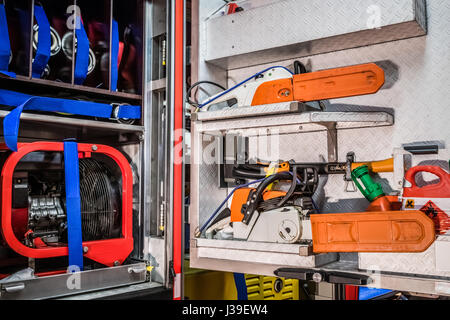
(205, 0, 427, 70)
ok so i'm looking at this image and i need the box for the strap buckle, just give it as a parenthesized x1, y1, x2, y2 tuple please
(111, 103, 136, 125)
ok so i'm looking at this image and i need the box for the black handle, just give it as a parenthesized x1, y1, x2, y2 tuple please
(327, 271, 371, 285)
(274, 268, 316, 281)
(275, 268, 371, 286)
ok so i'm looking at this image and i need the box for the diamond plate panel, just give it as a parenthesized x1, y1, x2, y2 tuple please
(197, 135, 228, 229)
(197, 247, 337, 268)
(194, 0, 450, 283)
(248, 131, 329, 163)
(359, 240, 450, 278)
(206, 0, 426, 69)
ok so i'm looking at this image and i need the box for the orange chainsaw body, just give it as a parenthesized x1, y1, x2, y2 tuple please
(251, 63, 385, 106)
(230, 188, 287, 222)
(231, 188, 435, 252)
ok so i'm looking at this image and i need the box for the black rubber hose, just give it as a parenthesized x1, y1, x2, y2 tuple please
(276, 166, 299, 208)
(232, 168, 266, 180)
(294, 61, 307, 75)
(186, 81, 226, 107)
(251, 172, 294, 210)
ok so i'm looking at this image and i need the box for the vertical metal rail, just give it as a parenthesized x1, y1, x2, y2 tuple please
(137, 0, 146, 263)
(108, 0, 113, 92)
(28, 0, 36, 79)
(168, 0, 184, 300)
(71, 0, 76, 85)
(142, 0, 171, 287)
(141, 0, 152, 260)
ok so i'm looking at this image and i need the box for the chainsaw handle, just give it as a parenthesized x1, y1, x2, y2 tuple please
(404, 166, 448, 188)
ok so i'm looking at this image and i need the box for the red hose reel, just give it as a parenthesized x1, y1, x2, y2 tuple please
(0, 142, 134, 267)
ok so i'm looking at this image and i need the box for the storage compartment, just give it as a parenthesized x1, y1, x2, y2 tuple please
(190, 111, 394, 270)
(76, 0, 111, 89)
(189, 0, 450, 296)
(0, 0, 180, 300)
(32, 0, 75, 83)
(4, 0, 32, 77)
(1, 0, 144, 97)
(112, 0, 144, 94)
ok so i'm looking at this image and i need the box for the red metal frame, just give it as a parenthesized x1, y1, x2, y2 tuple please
(172, 0, 184, 300)
(0, 142, 134, 267)
(345, 285, 359, 300)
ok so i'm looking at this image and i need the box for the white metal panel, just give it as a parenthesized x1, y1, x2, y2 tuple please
(192, 0, 450, 293)
(206, 0, 426, 70)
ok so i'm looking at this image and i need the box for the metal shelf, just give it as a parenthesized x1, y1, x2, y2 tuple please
(193, 102, 394, 136)
(192, 101, 301, 122)
(0, 263, 147, 300)
(0, 75, 142, 103)
(193, 238, 337, 268)
(149, 78, 167, 92)
(0, 110, 144, 134)
(192, 102, 394, 168)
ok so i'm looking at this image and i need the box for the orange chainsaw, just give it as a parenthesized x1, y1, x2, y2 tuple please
(226, 163, 435, 253)
(198, 61, 385, 111)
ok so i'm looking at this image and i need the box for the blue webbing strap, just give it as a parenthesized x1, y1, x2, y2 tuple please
(0, 4, 15, 78)
(359, 287, 393, 300)
(110, 19, 119, 92)
(74, 17, 90, 85)
(233, 273, 248, 300)
(32, 5, 51, 78)
(0, 88, 141, 151)
(3, 96, 35, 151)
(63, 140, 84, 271)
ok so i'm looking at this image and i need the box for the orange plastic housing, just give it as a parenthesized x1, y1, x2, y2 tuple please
(310, 210, 435, 253)
(251, 78, 293, 106)
(230, 188, 287, 222)
(251, 63, 385, 106)
(351, 158, 394, 173)
(231, 188, 253, 222)
(367, 195, 402, 212)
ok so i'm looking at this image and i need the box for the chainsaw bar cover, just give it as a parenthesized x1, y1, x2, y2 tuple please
(310, 210, 435, 253)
